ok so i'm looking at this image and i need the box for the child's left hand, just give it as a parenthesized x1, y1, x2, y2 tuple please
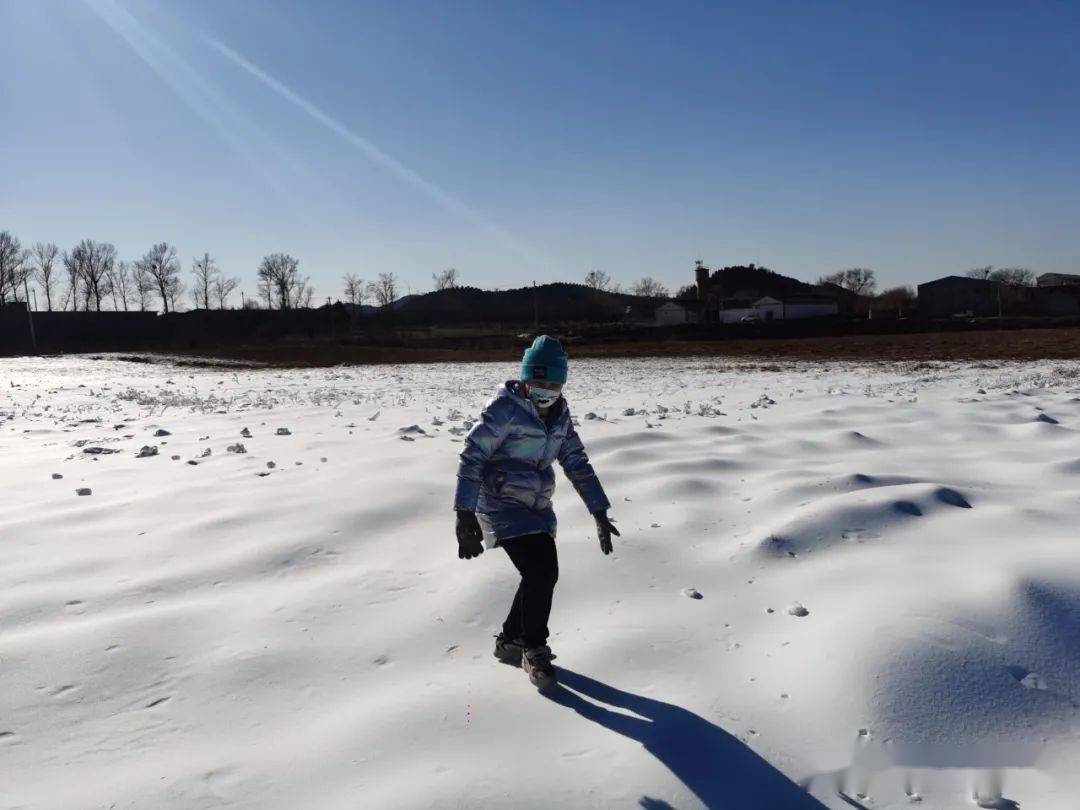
(592, 510, 620, 555)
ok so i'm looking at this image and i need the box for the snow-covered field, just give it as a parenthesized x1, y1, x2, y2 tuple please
(3, 354, 1080, 810)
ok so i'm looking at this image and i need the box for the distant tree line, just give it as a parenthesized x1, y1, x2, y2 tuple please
(964, 265, 1036, 286)
(582, 268, 671, 298)
(0, 229, 251, 313)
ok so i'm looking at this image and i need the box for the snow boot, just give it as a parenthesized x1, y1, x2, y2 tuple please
(522, 645, 557, 689)
(494, 633, 524, 667)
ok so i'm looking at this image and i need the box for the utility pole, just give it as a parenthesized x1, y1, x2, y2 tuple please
(25, 300, 37, 353)
(533, 281, 539, 331)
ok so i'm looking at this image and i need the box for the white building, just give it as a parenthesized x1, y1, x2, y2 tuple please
(714, 295, 839, 323)
(752, 297, 784, 321)
(1038, 273, 1080, 287)
(654, 301, 698, 326)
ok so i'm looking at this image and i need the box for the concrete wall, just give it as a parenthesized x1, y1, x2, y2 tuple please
(785, 302, 838, 319)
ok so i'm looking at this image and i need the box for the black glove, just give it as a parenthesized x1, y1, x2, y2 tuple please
(593, 510, 620, 555)
(456, 510, 484, 560)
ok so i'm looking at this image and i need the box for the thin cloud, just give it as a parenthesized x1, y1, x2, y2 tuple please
(207, 37, 548, 271)
(83, 0, 321, 219)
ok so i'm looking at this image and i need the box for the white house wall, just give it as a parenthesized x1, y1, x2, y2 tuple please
(784, 303, 838, 319)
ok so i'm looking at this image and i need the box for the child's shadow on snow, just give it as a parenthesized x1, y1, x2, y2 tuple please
(544, 668, 826, 810)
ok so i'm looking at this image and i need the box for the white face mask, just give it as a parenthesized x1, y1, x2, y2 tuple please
(527, 385, 561, 409)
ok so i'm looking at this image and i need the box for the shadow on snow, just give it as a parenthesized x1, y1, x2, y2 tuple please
(544, 668, 827, 810)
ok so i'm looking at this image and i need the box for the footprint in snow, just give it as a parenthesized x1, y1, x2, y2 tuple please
(787, 603, 809, 617)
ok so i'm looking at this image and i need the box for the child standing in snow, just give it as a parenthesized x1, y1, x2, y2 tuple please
(454, 335, 619, 689)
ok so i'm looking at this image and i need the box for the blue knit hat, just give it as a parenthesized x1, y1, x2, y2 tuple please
(521, 335, 568, 384)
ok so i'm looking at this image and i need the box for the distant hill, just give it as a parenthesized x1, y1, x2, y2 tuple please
(368, 283, 665, 326)
(697, 264, 814, 300)
(694, 263, 856, 312)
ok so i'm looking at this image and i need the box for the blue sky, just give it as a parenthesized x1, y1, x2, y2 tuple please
(2, 0, 1078, 303)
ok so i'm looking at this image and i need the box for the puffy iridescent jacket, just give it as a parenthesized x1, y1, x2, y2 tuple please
(454, 380, 610, 544)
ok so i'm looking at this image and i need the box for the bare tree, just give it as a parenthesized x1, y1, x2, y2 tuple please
(212, 274, 239, 309)
(166, 278, 185, 313)
(584, 269, 612, 291)
(132, 261, 155, 311)
(964, 265, 1036, 286)
(368, 272, 398, 306)
(258, 274, 273, 309)
(64, 239, 115, 312)
(191, 253, 218, 309)
(993, 267, 1036, 286)
(295, 276, 314, 308)
(29, 242, 59, 311)
(108, 263, 122, 311)
(136, 243, 183, 314)
(631, 277, 668, 297)
(343, 273, 364, 306)
(818, 268, 877, 296)
(0, 231, 27, 305)
(109, 260, 135, 311)
(257, 253, 309, 309)
(62, 248, 81, 311)
(433, 267, 459, 291)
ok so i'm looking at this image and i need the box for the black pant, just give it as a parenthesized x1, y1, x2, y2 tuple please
(499, 532, 559, 649)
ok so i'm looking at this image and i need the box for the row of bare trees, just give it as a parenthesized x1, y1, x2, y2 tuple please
(818, 267, 919, 311)
(342, 272, 401, 307)
(584, 269, 669, 297)
(965, 265, 1035, 286)
(0, 230, 250, 314)
(342, 266, 671, 307)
